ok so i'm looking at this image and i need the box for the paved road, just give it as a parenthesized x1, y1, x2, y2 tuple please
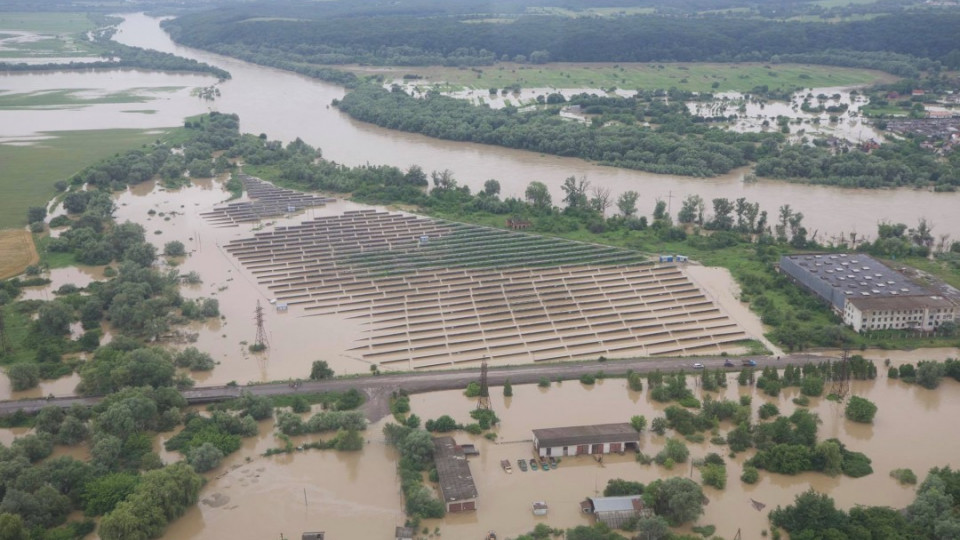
(0, 353, 833, 420)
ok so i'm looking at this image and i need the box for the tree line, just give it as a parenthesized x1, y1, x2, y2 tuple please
(164, 8, 960, 68)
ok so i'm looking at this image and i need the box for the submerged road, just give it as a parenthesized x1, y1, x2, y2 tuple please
(0, 353, 833, 420)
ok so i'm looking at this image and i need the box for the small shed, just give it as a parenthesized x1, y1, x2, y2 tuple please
(582, 496, 647, 528)
(395, 526, 415, 540)
(506, 218, 532, 230)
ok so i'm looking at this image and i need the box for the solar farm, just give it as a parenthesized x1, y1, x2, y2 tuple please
(212, 180, 748, 369)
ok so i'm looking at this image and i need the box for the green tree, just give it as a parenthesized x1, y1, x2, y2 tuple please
(26, 207, 46, 225)
(630, 415, 647, 433)
(334, 429, 364, 451)
(82, 473, 141, 516)
(503, 379, 513, 397)
(655, 438, 689, 466)
(7, 364, 39, 392)
(633, 516, 670, 540)
(616, 191, 639, 218)
(162, 241, 186, 256)
(845, 396, 878, 423)
(700, 463, 727, 489)
(525, 181, 552, 211)
(741, 465, 759, 484)
(815, 440, 843, 477)
(483, 179, 500, 197)
(916, 361, 945, 389)
(187, 442, 224, 472)
(645, 477, 704, 525)
(309, 360, 334, 380)
(0, 513, 27, 540)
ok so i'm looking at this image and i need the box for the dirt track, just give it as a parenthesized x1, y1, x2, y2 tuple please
(0, 353, 831, 420)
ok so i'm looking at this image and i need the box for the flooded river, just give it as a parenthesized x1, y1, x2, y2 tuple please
(3, 13, 955, 241)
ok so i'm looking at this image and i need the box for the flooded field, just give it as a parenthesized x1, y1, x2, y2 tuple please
(222, 203, 748, 370)
(687, 87, 881, 143)
(94, 366, 958, 539)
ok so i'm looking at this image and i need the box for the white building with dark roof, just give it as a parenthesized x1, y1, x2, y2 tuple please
(532, 423, 639, 458)
(844, 295, 956, 332)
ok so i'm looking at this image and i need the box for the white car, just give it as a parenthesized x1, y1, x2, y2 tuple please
(692, 362, 705, 369)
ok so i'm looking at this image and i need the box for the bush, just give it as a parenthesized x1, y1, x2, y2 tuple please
(464, 382, 481, 397)
(187, 442, 224, 472)
(741, 465, 759, 484)
(678, 396, 701, 408)
(844, 396, 878, 423)
(801, 377, 824, 397)
(792, 396, 810, 407)
(887, 366, 899, 379)
(890, 468, 917, 485)
(655, 438, 689, 466)
(163, 241, 186, 256)
(309, 360, 334, 380)
(651, 417, 667, 435)
(7, 363, 40, 391)
(537, 377, 550, 388)
(579, 373, 596, 385)
(758, 403, 780, 420)
(425, 415, 458, 432)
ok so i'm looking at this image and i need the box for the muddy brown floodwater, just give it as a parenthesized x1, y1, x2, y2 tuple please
(140, 367, 960, 540)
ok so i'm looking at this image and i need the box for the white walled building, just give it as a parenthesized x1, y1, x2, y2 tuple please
(532, 424, 639, 458)
(843, 295, 957, 332)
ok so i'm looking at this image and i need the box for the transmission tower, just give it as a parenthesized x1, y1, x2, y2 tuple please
(830, 347, 850, 401)
(476, 360, 491, 410)
(0, 309, 10, 355)
(254, 300, 268, 350)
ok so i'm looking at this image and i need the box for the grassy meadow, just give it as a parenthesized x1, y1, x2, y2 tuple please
(364, 62, 893, 94)
(0, 129, 166, 229)
(0, 89, 163, 109)
(0, 12, 95, 34)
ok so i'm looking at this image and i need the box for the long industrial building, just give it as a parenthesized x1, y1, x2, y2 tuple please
(779, 253, 957, 332)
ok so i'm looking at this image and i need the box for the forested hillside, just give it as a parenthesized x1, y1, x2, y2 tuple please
(164, 8, 960, 69)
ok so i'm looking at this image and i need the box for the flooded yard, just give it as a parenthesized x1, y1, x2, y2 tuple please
(147, 365, 960, 539)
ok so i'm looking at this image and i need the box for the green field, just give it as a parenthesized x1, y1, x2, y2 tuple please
(0, 89, 159, 109)
(0, 12, 96, 34)
(373, 62, 893, 94)
(0, 129, 169, 228)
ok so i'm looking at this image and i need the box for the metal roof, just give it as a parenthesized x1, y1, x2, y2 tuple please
(433, 437, 478, 503)
(533, 423, 638, 448)
(781, 253, 934, 301)
(587, 496, 644, 514)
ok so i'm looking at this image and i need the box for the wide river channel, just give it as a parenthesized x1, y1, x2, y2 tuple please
(2, 13, 958, 242)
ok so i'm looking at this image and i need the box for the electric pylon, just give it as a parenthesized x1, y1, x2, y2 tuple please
(476, 360, 490, 410)
(254, 300, 268, 350)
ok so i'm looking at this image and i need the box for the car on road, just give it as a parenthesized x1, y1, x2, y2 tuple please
(692, 362, 705, 369)
(742, 359, 757, 367)
(723, 359, 735, 367)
